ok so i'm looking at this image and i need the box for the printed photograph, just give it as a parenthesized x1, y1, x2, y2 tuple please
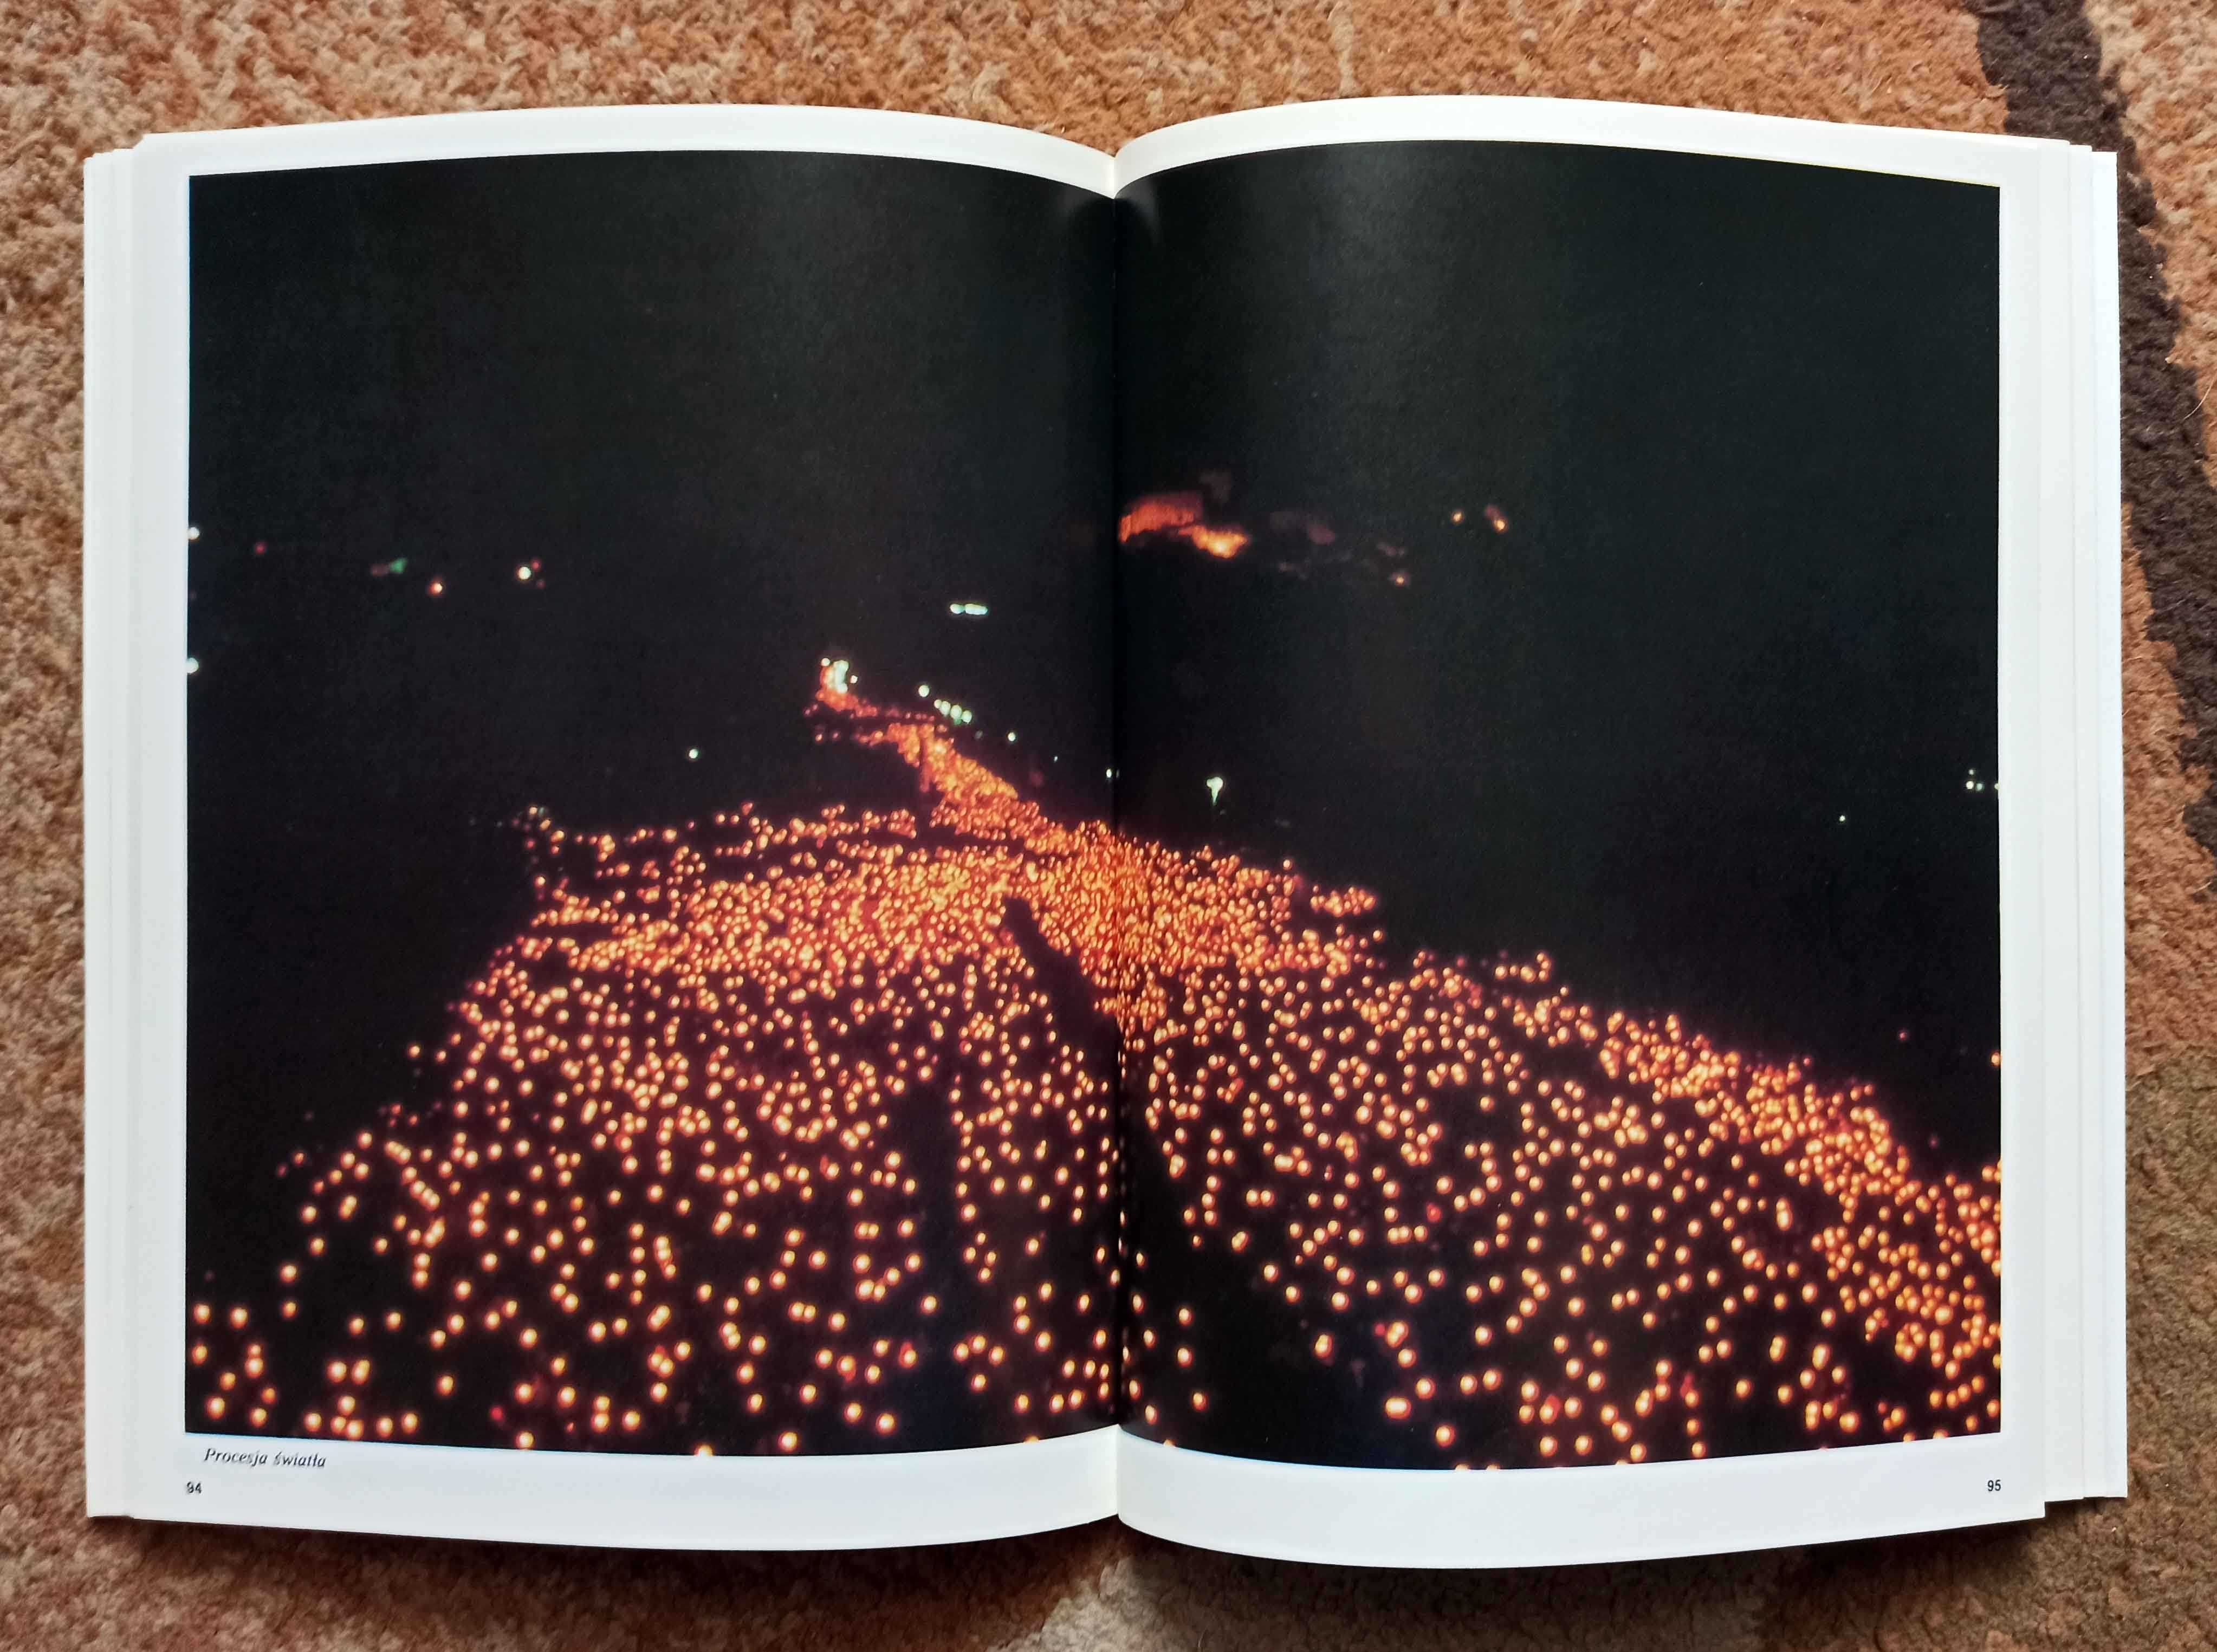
(1110, 141, 2003, 1469)
(181, 150, 1123, 1456)
(180, 137, 2004, 1478)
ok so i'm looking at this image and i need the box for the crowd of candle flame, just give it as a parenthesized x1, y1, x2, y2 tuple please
(189, 660, 1999, 1466)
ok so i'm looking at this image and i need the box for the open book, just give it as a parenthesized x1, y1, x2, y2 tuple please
(83, 97, 2125, 1566)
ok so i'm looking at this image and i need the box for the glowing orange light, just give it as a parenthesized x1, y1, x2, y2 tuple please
(184, 660, 1996, 1473)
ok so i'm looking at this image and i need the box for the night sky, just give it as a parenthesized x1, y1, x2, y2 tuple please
(1116, 141, 2001, 1166)
(186, 153, 1114, 1288)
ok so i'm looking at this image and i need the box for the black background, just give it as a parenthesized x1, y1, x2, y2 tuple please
(1116, 141, 2001, 1168)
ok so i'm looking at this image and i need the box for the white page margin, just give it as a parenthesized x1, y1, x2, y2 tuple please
(139, 104, 1113, 195)
(2082, 150, 2128, 1499)
(82, 147, 137, 1519)
(1115, 95, 2059, 193)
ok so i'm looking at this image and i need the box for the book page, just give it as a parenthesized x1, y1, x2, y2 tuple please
(85, 108, 1124, 1548)
(1104, 99, 2098, 1565)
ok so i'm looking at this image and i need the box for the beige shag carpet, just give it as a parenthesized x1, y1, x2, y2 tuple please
(4, 2, 2213, 1645)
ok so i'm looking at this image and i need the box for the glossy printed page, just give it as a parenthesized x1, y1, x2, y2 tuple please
(1107, 114, 2051, 1563)
(150, 131, 1121, 1539)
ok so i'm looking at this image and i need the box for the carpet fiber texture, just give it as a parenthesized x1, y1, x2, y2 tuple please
(4, 1, 2214, 1645)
